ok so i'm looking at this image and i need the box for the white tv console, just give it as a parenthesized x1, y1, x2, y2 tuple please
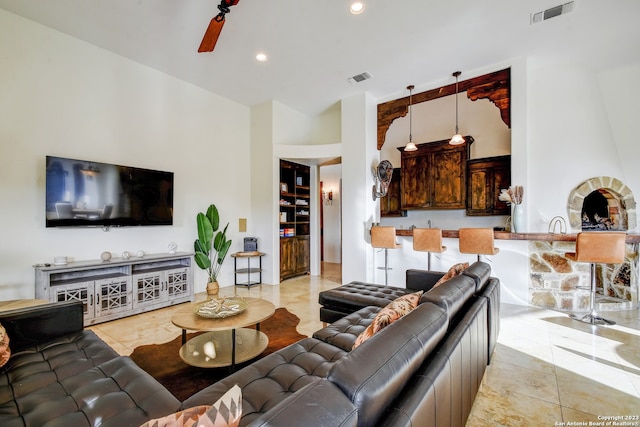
(34, 252, 194, 325)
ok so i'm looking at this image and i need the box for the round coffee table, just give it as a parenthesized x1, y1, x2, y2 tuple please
(171, 297, 275, 370)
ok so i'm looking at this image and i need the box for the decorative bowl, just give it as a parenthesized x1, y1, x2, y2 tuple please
(194, 297, 248, 318)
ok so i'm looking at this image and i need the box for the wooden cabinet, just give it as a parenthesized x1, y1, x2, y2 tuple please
(399, 138, 471, 210)
(279, 160, 311, 280)
(280, 236, 310, 280)
(35, 253, 193, 325)
(380, 168, 407, 217)
(466, 155, 511, 216)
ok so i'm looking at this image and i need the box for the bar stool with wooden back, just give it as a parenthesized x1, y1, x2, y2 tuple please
(413, 228, 447, 270)
(564, 231, 627, 326)
(371, 225, 401, 286)
(458, 228, 500, 262)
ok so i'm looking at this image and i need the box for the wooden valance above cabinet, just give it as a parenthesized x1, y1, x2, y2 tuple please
(398, 137, 472, 210)
(377, 68, 510, 150)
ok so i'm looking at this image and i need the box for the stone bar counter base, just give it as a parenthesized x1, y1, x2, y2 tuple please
(529, 241, 637, 312)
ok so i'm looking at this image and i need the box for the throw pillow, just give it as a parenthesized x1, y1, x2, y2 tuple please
(0, 323, 10, 368)
(141, 384, 242, 427)
(433, 262, 469, 288)
(352, 291, 423, 349)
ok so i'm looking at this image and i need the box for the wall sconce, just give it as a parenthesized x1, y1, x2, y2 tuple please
(322, 189, 334, 206)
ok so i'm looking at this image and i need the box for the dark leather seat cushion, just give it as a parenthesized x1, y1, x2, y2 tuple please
(1, 356, 180, 427)
(1, 330, 119, 399)
(318, 282, 411, 313)
(313, 306, 379, 351)
(182, 337, 347, 426)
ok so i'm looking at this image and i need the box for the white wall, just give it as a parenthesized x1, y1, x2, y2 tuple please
(0, 10, 251, 299)
(341, 93, 379, 284)
(249, 102, 277, 284)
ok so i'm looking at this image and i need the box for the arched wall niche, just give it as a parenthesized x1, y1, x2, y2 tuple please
(377, 68, 510, 150)
(566, 176, 637, 232)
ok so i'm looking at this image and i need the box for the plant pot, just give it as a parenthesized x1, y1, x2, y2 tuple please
(206, 281, 219, 298)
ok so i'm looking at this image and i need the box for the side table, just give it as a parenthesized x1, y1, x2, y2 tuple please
(231, 251, 265, 288)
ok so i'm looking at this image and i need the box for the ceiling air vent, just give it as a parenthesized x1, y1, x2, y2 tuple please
(348, 72, 373, 84)
(531, 1, 574, 24)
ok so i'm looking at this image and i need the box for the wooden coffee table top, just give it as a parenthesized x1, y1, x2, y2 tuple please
(171, 297, 275, 332)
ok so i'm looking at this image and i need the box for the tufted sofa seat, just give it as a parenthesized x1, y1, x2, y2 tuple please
(0, 301, 181, 427)
(318, 282, 415, 324)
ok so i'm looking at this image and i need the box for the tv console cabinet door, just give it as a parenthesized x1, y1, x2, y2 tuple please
(132, 271, 168, 309)
(51, 281, 95, 323)
(166, 267, 190, 299)
(95, 276, 132, 318)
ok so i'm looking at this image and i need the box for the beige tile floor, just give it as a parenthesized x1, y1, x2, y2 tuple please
(89, 263, 640, 426)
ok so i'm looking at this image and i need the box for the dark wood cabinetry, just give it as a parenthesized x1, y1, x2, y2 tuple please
(399, 138, 471, 210)
(466, 155, 511, 216)
(380, 167, 406, 217)
(279, 160, 310, 280)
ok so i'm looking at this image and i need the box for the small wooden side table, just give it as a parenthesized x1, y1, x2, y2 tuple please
(231, 251, 265, 288)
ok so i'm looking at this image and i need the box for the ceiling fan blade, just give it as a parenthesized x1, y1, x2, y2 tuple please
(198, 17, 225, 53)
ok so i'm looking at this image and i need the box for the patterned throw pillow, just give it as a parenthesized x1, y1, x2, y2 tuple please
(433, 262, 469, 288)
(352, 291, 423, 349)
(0, 323, 10, 368)
(141, 384, 242, 427)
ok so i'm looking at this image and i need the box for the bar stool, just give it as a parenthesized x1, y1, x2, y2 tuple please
(371, 226, 401, 285)
(458, 228, 499, 262)
(565, 231, 627, 326)
(413, 228, 447, 270)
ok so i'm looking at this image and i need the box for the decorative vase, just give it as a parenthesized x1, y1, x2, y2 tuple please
(512, 204, 524, 233)
(206, 281, 220, 298)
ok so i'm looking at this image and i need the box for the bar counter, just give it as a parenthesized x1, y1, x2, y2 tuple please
(395, 229, 640, 243)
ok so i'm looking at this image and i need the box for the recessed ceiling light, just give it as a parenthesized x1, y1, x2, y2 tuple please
(256, 53, 268, 62)
(350, 2, 365, 15)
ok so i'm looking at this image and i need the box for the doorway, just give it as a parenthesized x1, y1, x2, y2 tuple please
(320, 161, 342, 283)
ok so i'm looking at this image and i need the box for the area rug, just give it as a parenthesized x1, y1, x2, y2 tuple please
(130, 307, 307, 401)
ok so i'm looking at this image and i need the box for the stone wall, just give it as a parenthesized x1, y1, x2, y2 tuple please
(529, 241, 639, 312)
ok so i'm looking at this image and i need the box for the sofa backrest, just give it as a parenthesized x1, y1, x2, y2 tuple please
(462, 261, 491, 293)
(326, 302, 448, 427)
(419, 274, 477, 322)
(0, 301, 84, 353)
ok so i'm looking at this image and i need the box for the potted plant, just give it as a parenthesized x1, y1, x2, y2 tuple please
(194, 203, 232, 297)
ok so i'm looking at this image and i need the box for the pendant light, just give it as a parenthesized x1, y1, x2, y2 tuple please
(449, 71, 465, 145)
(404, 85, 417, 152)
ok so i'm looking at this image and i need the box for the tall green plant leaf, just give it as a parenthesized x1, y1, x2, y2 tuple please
(194, 239, 208, 256)
(206, 204, 220, 231)
(196, 212, 213, 246)
(194, 251, 212, 270)
(217, 239, 232, 264)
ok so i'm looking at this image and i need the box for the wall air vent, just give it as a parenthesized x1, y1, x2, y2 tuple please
(348, 72, 373, 84)
(531, 1, 574, 24)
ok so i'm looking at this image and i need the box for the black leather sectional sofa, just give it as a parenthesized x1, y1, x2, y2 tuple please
(184, 261, 500, 426)
(0, 261, 499, 427)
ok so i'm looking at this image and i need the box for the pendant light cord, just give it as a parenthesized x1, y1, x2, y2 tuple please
(454, 72, 460, 134)
(409, 86, 413, 143)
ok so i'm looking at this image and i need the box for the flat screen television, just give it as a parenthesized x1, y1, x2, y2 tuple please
(45, 156, 174, 228)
